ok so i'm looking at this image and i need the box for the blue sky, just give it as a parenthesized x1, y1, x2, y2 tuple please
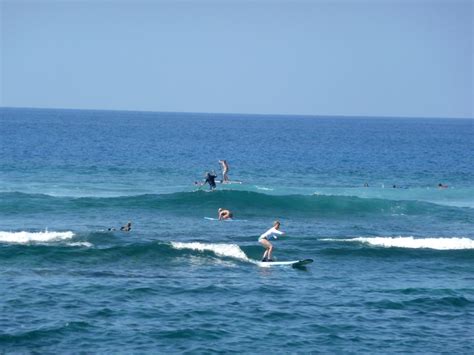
(1, 0, 472, 118)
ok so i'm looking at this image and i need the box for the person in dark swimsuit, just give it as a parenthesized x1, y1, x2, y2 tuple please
(195, 171, 218, 190)
(206, 172, 218, 190)
(108, 221, 132, 232)
(120, 221, 132, 232)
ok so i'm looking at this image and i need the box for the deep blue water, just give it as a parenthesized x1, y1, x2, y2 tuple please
(1, 107, 473, 353)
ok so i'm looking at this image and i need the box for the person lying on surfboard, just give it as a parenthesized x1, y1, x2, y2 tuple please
(108, 221, 132, 232)
(258, 220, 285, 262)
(120, 221, 132, 232)
(218, 208, 233, 220)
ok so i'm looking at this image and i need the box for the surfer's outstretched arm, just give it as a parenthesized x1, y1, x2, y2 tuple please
(273, 229, 284, 236)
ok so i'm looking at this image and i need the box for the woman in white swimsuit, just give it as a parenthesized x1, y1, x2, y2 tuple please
(258, 221, 285, 262)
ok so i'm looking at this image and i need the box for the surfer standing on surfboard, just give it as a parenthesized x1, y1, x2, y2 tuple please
(258, 221, 285, 262)
(218, 160, 229, 183)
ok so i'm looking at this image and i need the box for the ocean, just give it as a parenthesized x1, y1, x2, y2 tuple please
(1, 107, 473, 353)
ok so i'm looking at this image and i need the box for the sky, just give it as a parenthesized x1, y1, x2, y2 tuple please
(1, 0, 473, 118)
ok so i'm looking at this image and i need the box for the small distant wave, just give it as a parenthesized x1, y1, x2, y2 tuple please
(0, 231, 74, 244)
(2, 190, 468, 218)
(170, 242, 250, 262)
(322, 237, 474, 250)
(67, 241, 93, 248)
(255, 186, 274, 191)
(365, 296, 473, 310)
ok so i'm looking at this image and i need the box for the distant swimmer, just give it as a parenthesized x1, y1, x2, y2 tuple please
(258, 220, 285, 262)
(392, 184, 408, 189)
(438, 183, 448, 189)
(108, 221, 132, 232)
(195, 171, 218, 190)
(218, 208, 233, 220)
(219, 160, 230, 183)
(364, 183, 369, 187)
(120, 221, 132, 232)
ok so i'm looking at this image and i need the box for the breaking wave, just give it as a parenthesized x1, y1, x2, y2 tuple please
(322, 236, 474, 250)
(0, 230, 75, 244)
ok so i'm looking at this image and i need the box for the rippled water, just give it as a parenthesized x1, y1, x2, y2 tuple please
(1, 108, 473, 353)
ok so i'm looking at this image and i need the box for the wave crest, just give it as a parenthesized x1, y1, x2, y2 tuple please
(1, 190, 463, 218)
(170, 242, 250, 262)
(0, 230, 75, 244)
(322, 237, 474, 250)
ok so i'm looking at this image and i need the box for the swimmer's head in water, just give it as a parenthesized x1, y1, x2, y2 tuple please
(273, 220, 280, 229)
(218, 208, 223, 212)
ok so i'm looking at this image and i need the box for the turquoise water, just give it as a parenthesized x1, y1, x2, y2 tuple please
(1, 108, 473, 353)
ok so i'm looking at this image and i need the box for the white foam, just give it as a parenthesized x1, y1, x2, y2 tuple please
(256, 186, 274, 191)
(322, 236, 474, 250)
(67, 241, 93, 248)
(170, 242, 250, 261)
(0, 231, 74, 244)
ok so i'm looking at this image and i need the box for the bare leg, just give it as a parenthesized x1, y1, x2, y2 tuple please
(267, 244, 273, 260)
(259, 239, 273, 261)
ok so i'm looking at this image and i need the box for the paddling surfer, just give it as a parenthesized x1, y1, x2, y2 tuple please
(120, 221, 132, 232)
(218, 208, 233, 220)
(258, 220, 285, 262)
(108, 221, 132, 232)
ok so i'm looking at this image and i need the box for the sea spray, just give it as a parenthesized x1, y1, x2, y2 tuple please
(0, 231, 74, 244)
(322, 236, 474, 250)
(170, 242, 250, 262)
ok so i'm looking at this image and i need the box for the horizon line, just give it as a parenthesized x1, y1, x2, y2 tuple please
(1, 105, 472, 121)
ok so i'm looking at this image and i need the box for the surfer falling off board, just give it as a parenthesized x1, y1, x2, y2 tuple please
(194, 160, 242, 189)
(195, 171, 218, 190)
(259, 220, 285, 262)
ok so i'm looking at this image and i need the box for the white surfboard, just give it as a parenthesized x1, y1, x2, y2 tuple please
(204, 217, 247, 222)
(216, 180, 243, 185)
(256, 259, 313, 268)
(204, 217, 229, 221)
